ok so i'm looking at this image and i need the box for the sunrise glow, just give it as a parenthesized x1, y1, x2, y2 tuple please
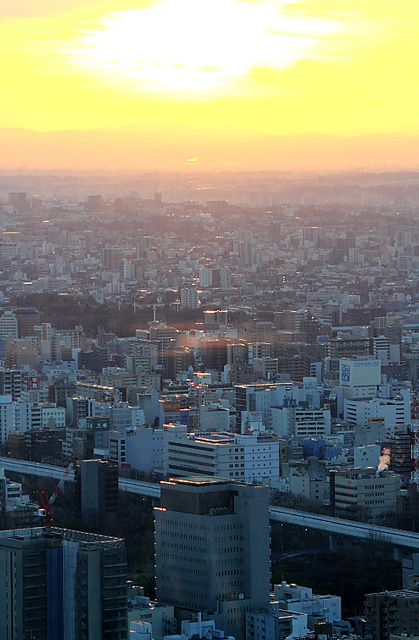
(0, 0, 418, 168)
(68, 0, 339, 94)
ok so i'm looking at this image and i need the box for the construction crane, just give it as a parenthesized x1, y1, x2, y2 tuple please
(38, 457, 76, 526)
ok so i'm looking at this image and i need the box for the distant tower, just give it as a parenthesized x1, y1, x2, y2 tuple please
(136, 236, 151, 260)
(220, 265, 231, 289)
(87, 194, 103, 212)
(8, 192, 28, 214)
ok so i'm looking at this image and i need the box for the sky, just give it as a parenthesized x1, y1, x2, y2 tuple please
(1, 0, 419, 169)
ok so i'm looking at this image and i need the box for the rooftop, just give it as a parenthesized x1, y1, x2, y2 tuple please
(166, 476, 232, 487)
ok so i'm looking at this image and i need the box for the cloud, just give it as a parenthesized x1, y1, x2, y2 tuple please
(64, 0, 342, 94)
(0, 0, 156, 20)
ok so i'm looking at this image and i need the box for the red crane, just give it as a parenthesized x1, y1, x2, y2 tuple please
(38, 457, 76, 526)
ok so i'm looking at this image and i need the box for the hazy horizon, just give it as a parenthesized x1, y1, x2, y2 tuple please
(1, 0, 419, 172)
(2, 128, 419, 172)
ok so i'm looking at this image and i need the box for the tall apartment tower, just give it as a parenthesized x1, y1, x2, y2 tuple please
(0, 310, 18, 341)
(154, 477, 271, 638)
(180, 286, 199, 309)
(75, 459, 119, 528)
(0, 526, 128, 640)
(0, 368, 24, 400)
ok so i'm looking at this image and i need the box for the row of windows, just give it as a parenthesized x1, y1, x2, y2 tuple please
(215, 558, 244, 565)
(159, 519, 206, 529)
(165, 578, 208, 589)
(226, 605, 252, 613)
(161, 565, 208, 576)
(215, 524, 243, 531)
(160, 532, 206, 541)
(158, 543, 207, 552)
(161, 584, 206, 595)
(214, 536, 244, 543)
(159, 553, 207, 563)
(218, 581, 245, 590)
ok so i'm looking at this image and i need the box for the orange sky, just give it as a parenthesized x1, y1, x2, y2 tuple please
(1, 0, 419, 169)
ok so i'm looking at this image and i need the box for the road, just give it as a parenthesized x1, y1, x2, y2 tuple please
(2, 456, 419, 550)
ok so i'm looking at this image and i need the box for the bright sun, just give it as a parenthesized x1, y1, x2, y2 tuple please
(69, 0, 339, 94)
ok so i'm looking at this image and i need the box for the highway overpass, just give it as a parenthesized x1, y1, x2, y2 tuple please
(0, 457, 161, 498)
(2, 456, 419, 550)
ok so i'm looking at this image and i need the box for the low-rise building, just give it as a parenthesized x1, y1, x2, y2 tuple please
(330, 467, 401, 520)
(273, 582, 342, 625)
(365, 589, 419, 640)
(246, 604, 309, 640)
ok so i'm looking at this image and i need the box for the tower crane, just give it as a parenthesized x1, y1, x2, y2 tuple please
(38, 456, 76, 526)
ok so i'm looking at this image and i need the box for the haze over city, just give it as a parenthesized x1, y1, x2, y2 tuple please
(2, 2, 419, 640)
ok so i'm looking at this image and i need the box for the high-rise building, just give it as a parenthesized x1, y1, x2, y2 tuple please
(180, 286, 199, 309)
(219, 266, 231, 289)
(101, 246, 122, 271)
(0, 526, 128, 640)
(339, 358, 381, 399)
(0, 395, 18, 445)
(199, 264, 213, 288)
(274, 309, 311, 334)
(14, 307, 41, 337)
(87, 194, 103, 212)
(0, 368, 25, 400)
(8, 192, 28, 213)
(75, 459, 119, 528)
(136, 235, 151, 260)
(200, 337, 228, 371)
(302, 226, 322, 248)
(154, 476, 270, 638)
(0, 310, 18, 341)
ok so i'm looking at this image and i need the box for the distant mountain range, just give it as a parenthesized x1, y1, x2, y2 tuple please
(1, 127, 418, 171)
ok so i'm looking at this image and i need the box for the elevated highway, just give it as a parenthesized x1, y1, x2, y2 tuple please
(269, 505, 419, 551)
(0, 457, 161, 498)
(1, 457, 419, 550)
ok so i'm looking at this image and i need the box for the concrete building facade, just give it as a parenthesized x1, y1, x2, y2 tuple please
(154, 477, 271, 638)
(163, 429, 280, 484)
(0, 526, 128, 640)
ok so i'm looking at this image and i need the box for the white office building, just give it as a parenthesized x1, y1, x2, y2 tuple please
(340, 358, 381, 399)
(270, 406, 331, 440)
(163, 428, 280, 484)
(273, 581, 342, 624)
(0, 395, 18, 445)
(109, 427, 164, 472)
(344, 389, 410, 428)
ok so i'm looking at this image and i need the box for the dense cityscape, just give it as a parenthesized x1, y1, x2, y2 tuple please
(0, 171, 419, 638)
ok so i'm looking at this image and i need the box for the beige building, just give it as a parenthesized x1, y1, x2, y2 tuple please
(330, 467, 401, 520)
(366, 590, 419, 640)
